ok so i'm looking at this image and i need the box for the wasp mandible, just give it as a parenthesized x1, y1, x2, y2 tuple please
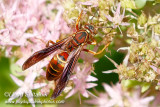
(22, 10, 110, 99)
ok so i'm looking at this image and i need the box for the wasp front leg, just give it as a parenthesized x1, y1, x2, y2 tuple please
(76, 10, 83, 31)
(46, 40, 55, 47)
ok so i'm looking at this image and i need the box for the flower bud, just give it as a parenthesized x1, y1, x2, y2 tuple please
(138, 12, 147, 26)
(121, 0, 136, 9)
(154, 24, 160, 35)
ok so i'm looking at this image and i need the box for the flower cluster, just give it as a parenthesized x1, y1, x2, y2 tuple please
(0, 0, 70, 106)
(86, 83, 154, 107)
(104, 9, 160, 87)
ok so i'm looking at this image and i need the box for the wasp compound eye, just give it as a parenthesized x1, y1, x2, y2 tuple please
(88, 25, 94, 30)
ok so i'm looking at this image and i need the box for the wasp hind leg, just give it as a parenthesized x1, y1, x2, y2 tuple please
(83, 49, 96, 55)
(83, 42, 111, 55)
(87, 38, 97, 45)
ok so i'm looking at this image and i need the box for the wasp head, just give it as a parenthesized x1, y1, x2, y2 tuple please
(84, 24, 97, 34)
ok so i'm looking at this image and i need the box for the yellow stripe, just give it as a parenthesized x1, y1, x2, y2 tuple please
(57, 54, 67, 64)
(49, 63, 60, 73)
(47, 69, 57, 76)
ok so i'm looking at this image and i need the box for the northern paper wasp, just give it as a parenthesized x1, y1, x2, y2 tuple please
(22, 10, 111, 99)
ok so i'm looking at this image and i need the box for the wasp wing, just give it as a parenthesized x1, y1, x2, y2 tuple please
(51, 46, 83, 99)
(22, 38, 71, 70)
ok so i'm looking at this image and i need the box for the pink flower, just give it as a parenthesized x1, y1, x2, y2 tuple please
(66, 64, 98, 99)
(103, 83, 124, 106)
(86, 93, 109, 107)
(86, 83, 154, 107)
(86, 83, 124, 107)
(41, 6, 70, 42)
(105, 3, 129, 33)
(39, 70, 56, 96)
(8, 71, 46, 107)
(150, 65, 160, 74)
(40, 81, 55, 95)
(150, 65, 160, 85)
(0, 0, 46, 56)
(126, 88, 154, 107)
(0, 1, 71, 104)
(78, 0, 98, 7)
(65, 48, 98, 100)
(0, 0, 70, 57)
(152, 92, 160, 107)
(80, 51, 99, 64)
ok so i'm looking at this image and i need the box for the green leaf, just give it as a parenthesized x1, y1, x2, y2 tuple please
(141, 83, 151, 93)
(122, 80, 142, 88)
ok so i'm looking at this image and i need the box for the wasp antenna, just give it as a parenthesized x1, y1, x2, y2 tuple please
(97, 26, 113, 29)
(88, 7, 99, 23)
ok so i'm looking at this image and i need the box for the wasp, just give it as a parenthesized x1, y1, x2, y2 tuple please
(22, 10, 110, 99)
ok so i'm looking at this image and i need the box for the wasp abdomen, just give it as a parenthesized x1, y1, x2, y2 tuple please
(46, 52, 69, 81)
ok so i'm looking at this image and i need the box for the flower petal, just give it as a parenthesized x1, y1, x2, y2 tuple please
(26, 90, 35, 107)
(103, 70, 115, 73)
(150, 65, 160, 74)
(105, 55, 118, 67)
(24, 71, 37, 85)
(86, 75, 98, 82)
(140, 96, 154, 104)
(8, 88, 24, 102)
(81, 90, 89, 98)
(103, 83, 117, 99)
(65, 89, 77, 99)
(86, 83, 97, 89)
(117, 47, 129, 52)
(105, 15, 113, 22)
(10, 74, 23, 86)
(32, 83, 47, 89)
(115, 3, 121, 16)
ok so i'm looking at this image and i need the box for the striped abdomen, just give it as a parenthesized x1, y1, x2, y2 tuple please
(46, 52, 69, 81)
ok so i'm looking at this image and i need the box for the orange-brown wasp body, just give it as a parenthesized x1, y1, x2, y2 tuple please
(22, 10, 110, 99)
(46, 52, 69, 81)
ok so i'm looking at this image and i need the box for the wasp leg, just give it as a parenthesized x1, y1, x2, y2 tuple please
(76, 10, 83, 31)
(94, 42, 111, 55)
(83, 49, 96, 55)
(87, 40, 97, 45)
(83, 42, 110, 55)
(46, 40, 55, 47)
(56, 40, 60, 43)
(87, 37, 97, 45)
